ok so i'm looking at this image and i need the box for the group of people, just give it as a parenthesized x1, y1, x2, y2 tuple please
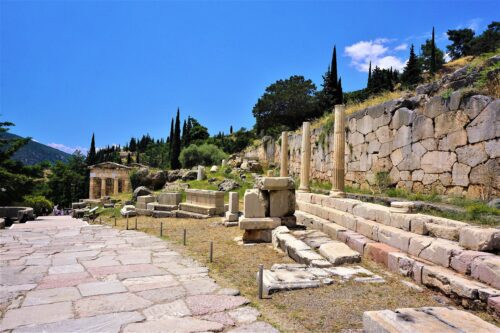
(52, 204, 65, 216)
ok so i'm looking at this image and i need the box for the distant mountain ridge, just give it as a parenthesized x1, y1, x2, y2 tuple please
(1, 132, 72, 165)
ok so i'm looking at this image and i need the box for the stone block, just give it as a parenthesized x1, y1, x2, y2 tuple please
(426, 223, 460, 241)
(269, 190, 295, 217)
(466, 99, 499, 143)
(318, 242, 361, 265)
(488, 296, 500, 316)
(136, 195, 155, 209)
(157, 192, 182, 205)
(296, 192, 312, 203)
(347, 234, 373, 255)
(438, 129, 467, 151)
(323, 197, 358, 213)
(377, 225, 412, 252)
(421, 151, 457, 173)
(452, 162, 471, 186)
(409, 214, 431, 235)
(239, 217, 281, 230)
(471, 256, 500, 289)
(434, 110, 469, 138)
(391, 107, 415, 129)
(355, 218, 379, 241)
(459, 227, 500, 251)
(272, 226, 290, 249)
(242, 229, 272, 243)
(412, 115, 434, 142)
(228, 192, 239, 213)
(456, 143, 488, 168)
(243, 189, 267, 218)
(322, 221, 347, 240)
(364, 243, 399, 266)
(450, 250, 493, 275)
(225, 212, 239, 222)
(419, 239, 463, 268)
(255, 177, 294, 190)
(389, 213, 412, 231)
(485, 138, 500, 158)
(408, 236, 433, 257)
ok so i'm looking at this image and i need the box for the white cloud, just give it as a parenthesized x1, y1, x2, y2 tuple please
(47, 143, 88, 155)
(394, 43, 408, 51)
(344, 39, 407, 72)
(444, 52, 452, 62)
(466, 18, 482, 32)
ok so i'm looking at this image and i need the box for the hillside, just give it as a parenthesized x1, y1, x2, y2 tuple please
(0, 132, 72, 165)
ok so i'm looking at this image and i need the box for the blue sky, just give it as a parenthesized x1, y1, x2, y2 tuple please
(1, 1, 498, 154)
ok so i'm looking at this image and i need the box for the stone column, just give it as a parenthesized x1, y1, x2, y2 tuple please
(298, 122, 311, 192)
(280, 131, 288, 177)
(113, 177, 119, 195)
(101, 178, 106, 198)
(124, 178, 131, 193)
(330, 105, 346, 197)
(229, 192, 239, 213)
(197, 166, 204, 181)
(89, 177, 95, 199)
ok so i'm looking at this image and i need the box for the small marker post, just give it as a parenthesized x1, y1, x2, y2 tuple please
(258, 264, 264, 299)
(126, 215, 129, 230)
(160, 222, 163, 237)
(114, 216, 117, 226)
(209, 241, 213, 263)
(135, 216, 138, 230)
(183, 229, 186, 246)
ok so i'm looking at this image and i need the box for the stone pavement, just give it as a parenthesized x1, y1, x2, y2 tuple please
(0, 216, 278, 332)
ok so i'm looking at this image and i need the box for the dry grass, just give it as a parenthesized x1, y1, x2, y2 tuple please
(94, 215, 499, 332)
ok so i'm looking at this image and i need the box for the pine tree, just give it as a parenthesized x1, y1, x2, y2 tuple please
(401, 44, 422, 87)
(430, 27, 437, 74)
(87, 133, 96, 165)
(170, 108, 181, 169)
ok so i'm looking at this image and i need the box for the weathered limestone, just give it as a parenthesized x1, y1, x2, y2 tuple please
(157, 192, 182, 206)
(89, 162, 131, 199)
(318, 242, 361, 265)
(330, 105, 346, 197)
(280, 131, 289, 177)
(298, 122, 311, 192)
(459, 227, 500, 251)
(179, 189, 225, 216)
(363, 307, 499, 333)
(136, 195, 155, 210)
(224, 192, 239, 223)
(196, 165, 205, 181)
(240, 177, 295, 243)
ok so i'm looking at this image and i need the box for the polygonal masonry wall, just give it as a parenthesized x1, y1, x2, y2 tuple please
(245, 92, 499, 199)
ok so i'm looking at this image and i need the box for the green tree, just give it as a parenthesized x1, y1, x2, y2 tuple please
(179, 143, 227, 169)
(470, 21, 500, 55)
(129, 138, 137, 152)
(86, 133, 96, 165)
(170, 108, 181, 169)
(126, 153, 132, 165)
(252, 75, 318, 136)
(420, 32, 445, 73)
(401, 44, 422, 87)
(318, 46, 342, 113)
(47, 153, 88, 207)
(188, 117, 209, 143)
(446, 28, 475, 60)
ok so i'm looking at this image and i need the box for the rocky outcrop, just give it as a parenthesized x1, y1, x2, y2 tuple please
(245, 61, 500, 199)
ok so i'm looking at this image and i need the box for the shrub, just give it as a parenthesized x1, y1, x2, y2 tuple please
(374, 171, 391, 194)
(179, 144, 227, 169)
(23, 195, 53, 216)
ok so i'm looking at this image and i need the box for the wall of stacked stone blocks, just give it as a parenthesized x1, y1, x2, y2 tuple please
(246, 93, 499, 199)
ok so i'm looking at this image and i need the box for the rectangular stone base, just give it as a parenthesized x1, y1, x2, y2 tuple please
(152, 211, 177, 218)
(179, 203, 216, 216)
(243, 229, 272, 243)
(225, 212, 239, 222)
(239, 217, 281, 230)
(136, 209, 152, 216)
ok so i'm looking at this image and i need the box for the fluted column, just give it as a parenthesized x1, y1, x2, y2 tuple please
(113, 177, 119, 195)
(280, 131, 289, 177)
(89, 177, 95, 199)
(298, 122, 311, 192)
(101, 178, 106, 198)
(330, 105, 346, 197)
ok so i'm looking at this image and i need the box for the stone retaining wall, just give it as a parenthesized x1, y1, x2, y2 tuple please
(245, 93, 499, 199)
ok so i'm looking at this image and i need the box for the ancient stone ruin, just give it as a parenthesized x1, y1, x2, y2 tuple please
(88, 162, 132, 199)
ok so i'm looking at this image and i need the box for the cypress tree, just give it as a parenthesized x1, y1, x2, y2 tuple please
(367, 61, 372, 88)
(430, 27, 437, 74)
(330, 46, 338, 91)
(126, 153, 131, 165)
(230, 125, 233, 134)
(337, 77, 343, 104)
(136, 151, 140, 164)
(87, 133, 96, 165)
(401, 44, 422, 87)
(170, 108, 181, 169)
(169, 118, 174, 151)
(181, 120, 187, 148)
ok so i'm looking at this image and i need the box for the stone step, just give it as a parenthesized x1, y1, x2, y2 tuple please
(295, 210, 500, 315)
(297, 192, 500, 252)
(176, 210, 210, 219)
(363, 307, 500, 333)
(295, 205, 500, 290)
(178, 203, 217, 216)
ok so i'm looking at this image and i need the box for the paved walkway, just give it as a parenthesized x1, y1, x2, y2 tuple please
(0, 216, 278, 332)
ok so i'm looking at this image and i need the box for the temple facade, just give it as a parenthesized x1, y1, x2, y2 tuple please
(88, 162, 132, 199)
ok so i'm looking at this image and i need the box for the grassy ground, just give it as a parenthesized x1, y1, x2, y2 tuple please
(92, 214, 498, 332)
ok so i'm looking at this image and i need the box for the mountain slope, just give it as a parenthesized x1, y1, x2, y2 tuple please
(0, 132, 72, 165)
